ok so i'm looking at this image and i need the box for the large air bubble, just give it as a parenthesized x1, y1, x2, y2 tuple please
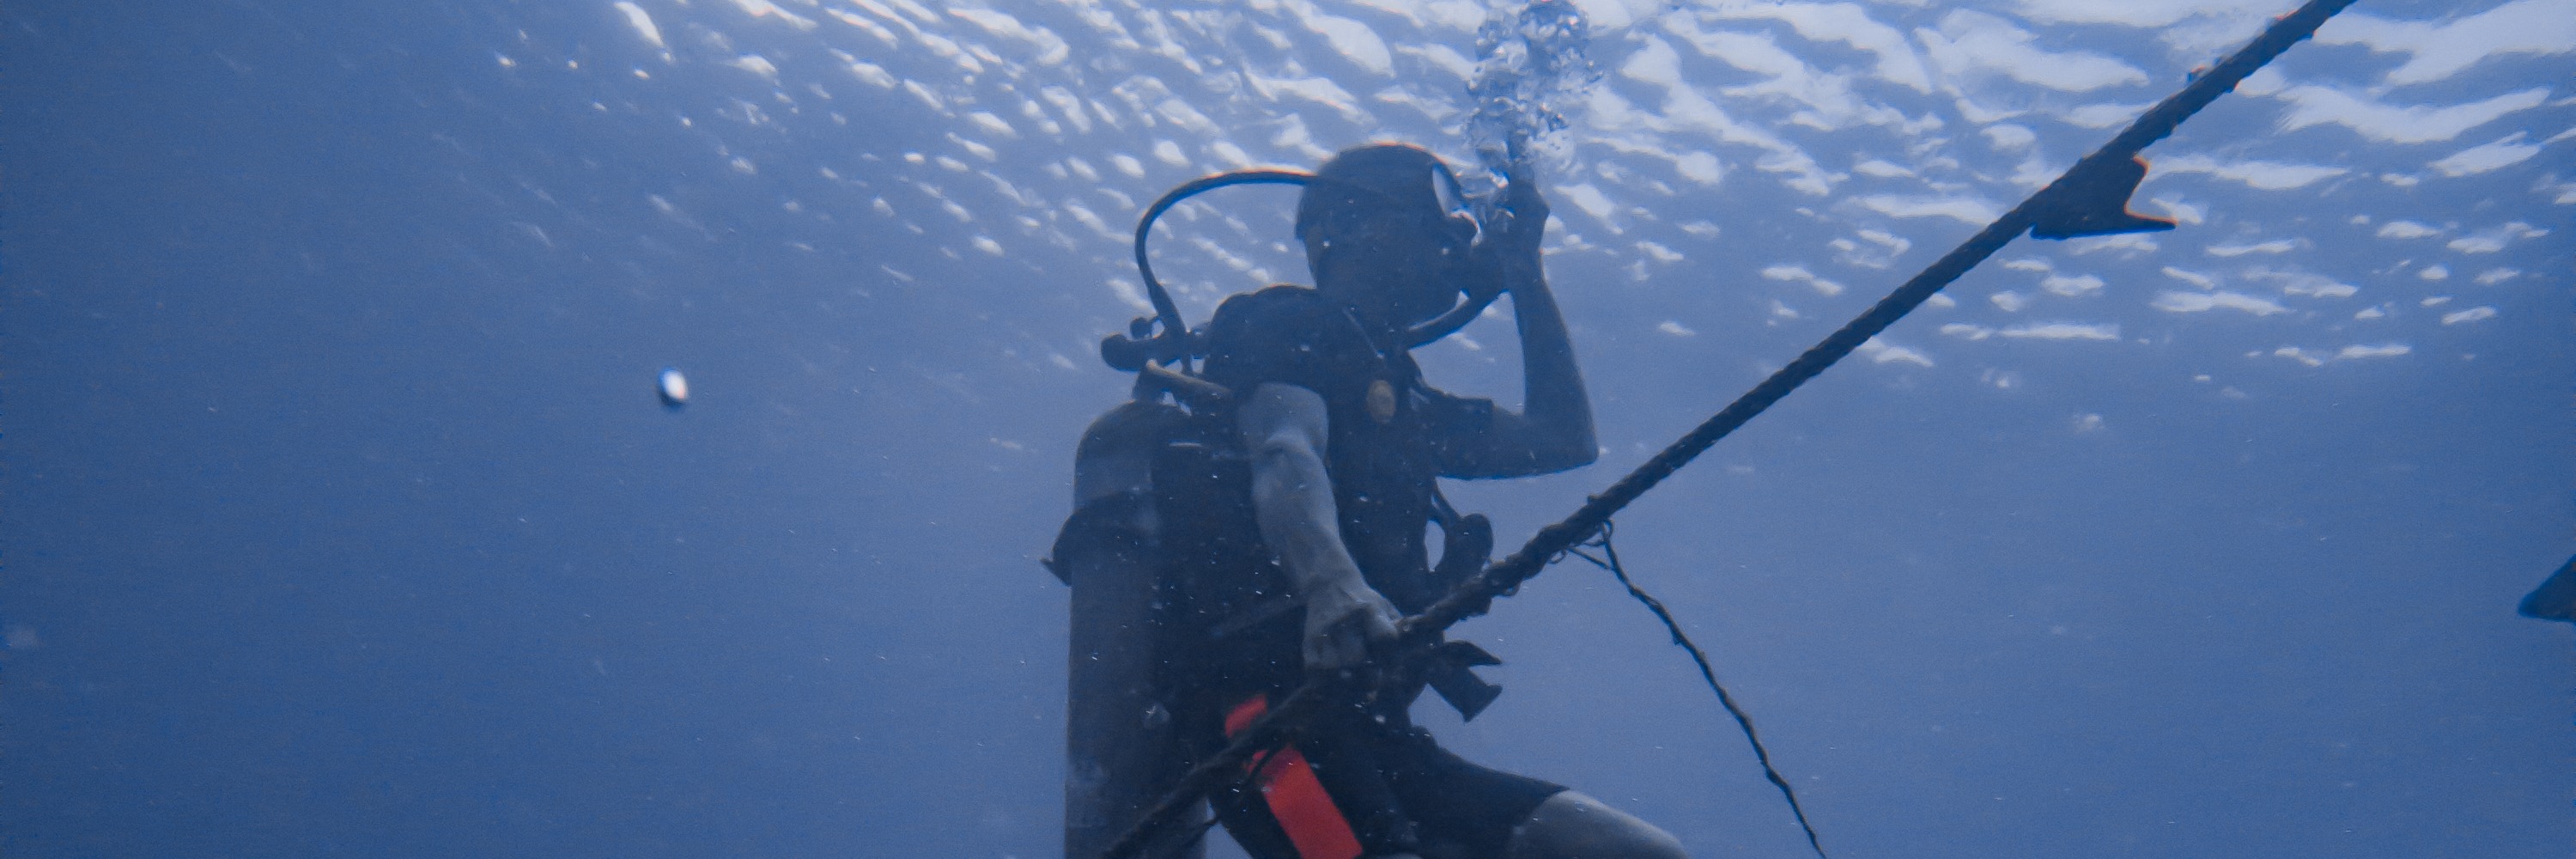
(1462, 0, 1602, 198)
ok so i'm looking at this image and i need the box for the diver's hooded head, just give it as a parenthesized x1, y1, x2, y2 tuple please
(1295, 143, 1481, 331)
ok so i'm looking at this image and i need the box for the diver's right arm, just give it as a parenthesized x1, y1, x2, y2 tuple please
(1238, 381, 1400, 672)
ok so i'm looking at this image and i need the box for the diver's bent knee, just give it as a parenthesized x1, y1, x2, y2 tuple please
(1504, 790, 1689, 859)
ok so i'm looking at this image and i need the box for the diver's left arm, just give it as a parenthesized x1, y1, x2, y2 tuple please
(1450, 168, 1596, 478)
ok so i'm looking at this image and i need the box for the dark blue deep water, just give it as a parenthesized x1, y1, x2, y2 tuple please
(5, 1, 2570, 856)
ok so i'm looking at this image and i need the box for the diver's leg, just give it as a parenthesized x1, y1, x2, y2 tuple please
(1502, 791, 1688, 859)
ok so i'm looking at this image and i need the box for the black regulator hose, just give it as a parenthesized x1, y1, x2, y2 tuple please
(1110, 167, 1508, 371)
(1114, 170, 1313, 372)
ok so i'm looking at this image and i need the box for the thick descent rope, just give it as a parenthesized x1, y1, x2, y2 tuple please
(1098, 3, 2362, 856)
(1566, 522, 1826, 858)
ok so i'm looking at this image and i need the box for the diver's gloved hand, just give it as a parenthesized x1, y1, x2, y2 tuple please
(1304, 577, 1401, 673)
(1490, 161, 1552, 271)
(1455, 162, 1552, 301)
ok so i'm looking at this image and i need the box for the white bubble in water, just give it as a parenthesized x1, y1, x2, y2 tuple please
(659, 367, 690, 408)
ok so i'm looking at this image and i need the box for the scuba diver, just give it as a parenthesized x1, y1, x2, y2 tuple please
(1054, 143, 1686, 859)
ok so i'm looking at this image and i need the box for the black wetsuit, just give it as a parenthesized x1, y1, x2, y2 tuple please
(1169, 284, 1562, 859)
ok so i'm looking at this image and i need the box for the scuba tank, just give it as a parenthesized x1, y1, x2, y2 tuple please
(1048, 157, 1509, 859)
(1050, 399, 1205, 859)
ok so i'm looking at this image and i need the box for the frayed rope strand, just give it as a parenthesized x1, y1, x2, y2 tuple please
(1567, 521, 1828, 859)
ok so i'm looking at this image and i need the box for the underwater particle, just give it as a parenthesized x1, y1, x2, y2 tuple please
(2272, 346, 2327, 367)
(659, 367, 690, 409)
(2439, 306, 2496, 326)
(2376, 220, 2442, 239)
(2151, 290, 2288, 316)
(1857, 338, 1934, 367)
(2429, 132, 2540, 178)
(2040, 273, 2105, 296)
(1854, 159, 1916, 178)
(729, 54, 779, 81)
(1982, 124, 2038, 150)
(2002, 322, 2120, 340)
(2160, 265, 2216, 289)
(2207, 238, 2299, 257)
(613, 2, 666, 52)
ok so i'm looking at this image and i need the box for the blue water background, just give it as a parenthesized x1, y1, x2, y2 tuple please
(5, 1, 2570, 856)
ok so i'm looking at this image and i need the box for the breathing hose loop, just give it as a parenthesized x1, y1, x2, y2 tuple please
(1109, 166, 1504, 375)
